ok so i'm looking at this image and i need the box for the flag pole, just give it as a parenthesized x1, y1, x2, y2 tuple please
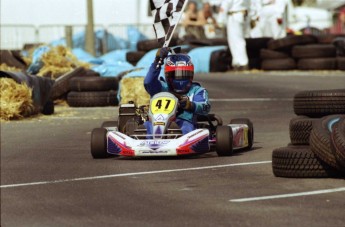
(163, 0, 189, 48)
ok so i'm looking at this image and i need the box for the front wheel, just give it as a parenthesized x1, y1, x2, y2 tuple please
(230, 118, 254, 150)
(216, 126, 233, 156)
(91, 128, 109, 159)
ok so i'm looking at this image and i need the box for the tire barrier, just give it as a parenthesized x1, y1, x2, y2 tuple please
(293, 89, 345, 117)
(67, 90, 118, 107)
(272, 89, 345, 178)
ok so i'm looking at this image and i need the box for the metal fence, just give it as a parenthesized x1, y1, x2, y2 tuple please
(1, 18, 343, 50)
(1, 25, 38, 50)
(1, 24, 154, 50)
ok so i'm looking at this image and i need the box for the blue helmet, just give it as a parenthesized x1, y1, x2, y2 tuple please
(164, 53, 194, 94)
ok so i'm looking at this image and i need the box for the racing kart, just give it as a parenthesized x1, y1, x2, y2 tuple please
(91, 92, 254, 158)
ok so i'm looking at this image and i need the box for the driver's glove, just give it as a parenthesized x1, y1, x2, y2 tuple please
(179, 95, 194, 111)
(155, 47, 171, 66)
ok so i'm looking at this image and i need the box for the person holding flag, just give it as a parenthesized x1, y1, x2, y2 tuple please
(144, 0, 211, 135)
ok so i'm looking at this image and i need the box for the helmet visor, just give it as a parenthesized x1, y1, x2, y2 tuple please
(165, 65, 194, 80)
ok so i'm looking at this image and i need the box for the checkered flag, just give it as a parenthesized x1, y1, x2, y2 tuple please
(150, 0, 188, 47)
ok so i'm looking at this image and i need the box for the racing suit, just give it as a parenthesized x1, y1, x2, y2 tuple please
(144, 62, 211, 135)
(218, 0, 250, 69)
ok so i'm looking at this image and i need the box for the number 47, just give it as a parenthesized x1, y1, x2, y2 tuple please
(155, 99, 171, 109)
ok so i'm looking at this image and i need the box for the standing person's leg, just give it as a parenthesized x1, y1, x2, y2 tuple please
(274, 19, 286, 39)
(228, 13, 248, 69)
(227, 15, 238, 67)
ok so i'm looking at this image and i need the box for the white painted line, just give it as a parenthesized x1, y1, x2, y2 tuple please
(209, 98, 293, 102)
(0, 161, 271, 189)
(230, 187, 345, 202)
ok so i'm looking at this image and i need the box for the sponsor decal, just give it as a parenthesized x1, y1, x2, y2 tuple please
(154, 122, 165, 126)
(145, 140, 170, 145)
(140, 150, 169, 154)
(155, 114, 165, 121)
(233, 128, 244, 147)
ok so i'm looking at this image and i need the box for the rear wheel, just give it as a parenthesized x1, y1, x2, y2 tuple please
(216, 126, 233, 156)
(230, 118, 254, 150)
(101, 121, 118, 128)
(91, 128, 109, 159)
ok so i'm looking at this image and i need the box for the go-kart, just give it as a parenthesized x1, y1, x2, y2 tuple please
(91, 92, 254, 158)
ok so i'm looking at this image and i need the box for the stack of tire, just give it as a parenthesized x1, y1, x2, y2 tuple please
(272, 89, 345, 178)
(333, 37, 345, 70)
(261, 34, 345, 71)
(292, 44, 337, 70)
(66, 76, 119, 107)
(187, 37, 271, 71)
(261, 35, 318, 70)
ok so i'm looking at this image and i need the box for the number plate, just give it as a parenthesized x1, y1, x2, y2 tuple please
(150, 97, 176, 115)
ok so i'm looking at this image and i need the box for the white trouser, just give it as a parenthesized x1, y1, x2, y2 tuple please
(258, 5, 286, 39)
(227, 13, 248, 67)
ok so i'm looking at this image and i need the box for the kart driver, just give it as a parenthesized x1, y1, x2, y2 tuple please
(144, 47, 211, 135)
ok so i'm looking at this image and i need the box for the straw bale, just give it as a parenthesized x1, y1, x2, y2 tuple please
(0, 78, 34, 121)
(0, 63, 22, 72)
(37, 46, 90, 79)
(120, 77, 150, 107)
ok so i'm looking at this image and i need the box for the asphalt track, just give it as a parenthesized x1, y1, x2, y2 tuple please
(1, 71, 345, 227)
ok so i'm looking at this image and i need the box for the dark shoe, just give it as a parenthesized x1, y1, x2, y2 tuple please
(233, 65, 249, 71)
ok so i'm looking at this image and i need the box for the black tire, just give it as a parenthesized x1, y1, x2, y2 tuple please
(69, 77, 119, 92)
(289, 116, 318, 145)
(261, 58, 296, 70)
(297, 58, 337, 70)
(267, 35, 317, 51)
(137, 38, 177, 52)
(51, 67, 86, 100)
(207, 38, 228, 46)
(123, 118, 138, 136)
(293, 89, 345, 117)
(331, 117, 345, 171)
(310, 115, 344, 170)
(292, 44, 336, 59)
(246, 37, 271, 50)
(0, 50, 26, 70)
(91, 128, 109, 159)
(41, 100, 55, 115)
(272, 145, 340, 178)
(337, 58, 345, 70)
(84, 69, 100, 77)
(317, 34, 345, 44)
(101, 121, 118, 128)
(216, 126, 233, 156)
(260, 49, 290, 60)
(210, 48, 231, 72)
(67, 90, 118, 107)
(126, 51, 146, 62)
(230, 118, 254, 150)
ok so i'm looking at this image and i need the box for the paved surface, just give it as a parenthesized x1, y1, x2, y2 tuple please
(1, 71, 345, 227)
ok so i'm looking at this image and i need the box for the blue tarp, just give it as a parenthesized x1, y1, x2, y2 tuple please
(72, 48, 103, 65)
(50, 29, 129, 57)
(99, 49, 129, 64)
(27, 46, 51, 74)
(127, 26, 148, 51)
(92, 61, 134, 78)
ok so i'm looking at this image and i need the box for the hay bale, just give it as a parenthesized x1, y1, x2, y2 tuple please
(120, 77, 150, 106)
(0, 63, 22, 72)
(37, 46, 90, 79)
(0, 78, 34, 121)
